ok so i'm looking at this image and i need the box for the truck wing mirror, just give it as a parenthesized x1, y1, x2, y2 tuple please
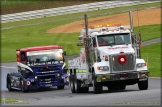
(83, 38, 91, 47)
(137, 33, 142, 44)
(63, 51, 66, 56)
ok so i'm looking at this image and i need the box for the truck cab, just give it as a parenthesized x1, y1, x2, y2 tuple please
(6, 45, 69, 92)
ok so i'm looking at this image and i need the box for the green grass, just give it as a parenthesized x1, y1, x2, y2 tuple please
(141, 43, 161, 77)
(1, 23, 161, 63)
(134, 24, 161, 41)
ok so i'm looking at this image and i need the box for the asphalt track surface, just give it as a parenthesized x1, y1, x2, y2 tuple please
(1, 38, 161, 106)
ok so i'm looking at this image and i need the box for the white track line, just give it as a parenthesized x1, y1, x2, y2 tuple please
(1, 66, 17, 69)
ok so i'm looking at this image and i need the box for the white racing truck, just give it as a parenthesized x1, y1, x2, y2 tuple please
(68, 11, 149, 94)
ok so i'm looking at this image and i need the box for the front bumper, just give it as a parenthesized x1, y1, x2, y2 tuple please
(96, 71, 149, 82)
(26, 78, 69, 89)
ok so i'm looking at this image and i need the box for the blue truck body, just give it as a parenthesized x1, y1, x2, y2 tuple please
(6, 45, 69, 92)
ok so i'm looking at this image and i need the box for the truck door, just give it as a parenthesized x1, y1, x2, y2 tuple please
(14, 73, 21, 88)
(21, 52, 26, 64)
(91, 37, 96, 64)
(20, 52, 28, 78)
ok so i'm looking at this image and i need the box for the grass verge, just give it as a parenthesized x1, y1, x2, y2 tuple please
(141, 42, 161, 77)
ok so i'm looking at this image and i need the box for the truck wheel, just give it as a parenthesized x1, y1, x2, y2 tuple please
(21, 80, 29, 93)
(69, 75, 75, 93)
(74, 74, 82, 93)
(7, 78, 14, 91)
(119, 85, 126, 90)
(57, 86, 64, 89)
(92, 72, 102, 94)
(83, 87, 89, 93)
(108, 86, 113, 90)
(138, 79, 148, 90)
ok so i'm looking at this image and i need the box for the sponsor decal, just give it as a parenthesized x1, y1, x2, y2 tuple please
(108, 46, 128, 50)
(118, 55, 127, 64)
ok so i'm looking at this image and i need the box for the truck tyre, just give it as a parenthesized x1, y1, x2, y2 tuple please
(21, 80, 29, 93)
(57, 86, 64, 89)
(92, 72, 102, 94)
(7, 76, 14, 91)
(69, 74, 75, 93)
(74, 73, 83, 93)
(138, 79, 148, 90)
(119, 85, 126, 90)
(74, 80, 82, 93)
(83, 87, 89, 93)
(74, 70, 82, 93)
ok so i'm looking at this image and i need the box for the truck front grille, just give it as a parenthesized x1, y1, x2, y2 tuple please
(111, 53, 135, 71)
(38, 66, 57, 72)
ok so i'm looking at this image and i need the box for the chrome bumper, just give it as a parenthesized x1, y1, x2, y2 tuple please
(96, 71, 149, 82)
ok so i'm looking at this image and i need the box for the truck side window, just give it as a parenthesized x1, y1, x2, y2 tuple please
(93, 38, 97, 47)
(21, 52, 26, 64)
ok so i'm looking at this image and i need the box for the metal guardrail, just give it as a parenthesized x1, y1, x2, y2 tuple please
(1, 6, 160, 31)
(0, 0, 160, 23)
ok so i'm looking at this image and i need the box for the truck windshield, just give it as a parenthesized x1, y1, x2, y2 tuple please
(26, 50, 64, 66)
(96, 33, 131, 47)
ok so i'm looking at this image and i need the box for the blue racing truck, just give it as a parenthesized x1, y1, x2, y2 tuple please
(6, 45, 69, 92)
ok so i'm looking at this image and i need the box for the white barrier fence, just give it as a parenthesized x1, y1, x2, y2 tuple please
(0, 0, 160, 23)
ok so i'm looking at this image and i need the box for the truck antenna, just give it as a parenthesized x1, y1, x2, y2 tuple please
(137, 7, 140, 33)
(84, 14, 88, 37)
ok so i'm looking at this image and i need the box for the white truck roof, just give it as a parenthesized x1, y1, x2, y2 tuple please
(80, 24, 131, 38)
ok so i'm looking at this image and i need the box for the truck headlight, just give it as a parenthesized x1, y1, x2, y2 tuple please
(57, 73, 60, 77)
(35, 76, 37, 79)
(137, 63, 146, 67)
(97, 66, 109, 70)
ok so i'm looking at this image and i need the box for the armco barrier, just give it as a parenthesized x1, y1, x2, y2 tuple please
(0, 0, 160, 23)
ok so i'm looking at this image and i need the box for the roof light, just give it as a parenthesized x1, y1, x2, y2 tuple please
(88, 26, 94, 29)
(88, 23, 122, 29)
(102, 24, 107, 27)
(119, 26, 124, 30)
